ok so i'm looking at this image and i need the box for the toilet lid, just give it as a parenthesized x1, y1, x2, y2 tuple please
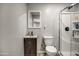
(46, 46, 57, 52)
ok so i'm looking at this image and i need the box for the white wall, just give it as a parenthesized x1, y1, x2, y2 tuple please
(27, 3, 69, 52)
(0, 3, 27, 56)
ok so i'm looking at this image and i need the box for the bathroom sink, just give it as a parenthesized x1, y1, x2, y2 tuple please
(24, 35, 37, 38)
(43, 36, 54, 38)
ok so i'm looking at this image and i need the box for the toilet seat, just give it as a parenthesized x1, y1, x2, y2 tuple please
(46, 46, 57, 52)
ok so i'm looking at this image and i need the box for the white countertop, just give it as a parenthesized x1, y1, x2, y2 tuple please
(24, 35, 37, 38)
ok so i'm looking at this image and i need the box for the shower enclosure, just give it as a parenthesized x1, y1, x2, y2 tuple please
(59, 12, 79, 56)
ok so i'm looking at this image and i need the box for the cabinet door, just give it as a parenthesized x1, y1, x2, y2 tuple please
(24, 38, 37, 56)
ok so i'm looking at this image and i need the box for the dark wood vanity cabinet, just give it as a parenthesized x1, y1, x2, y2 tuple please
(24, 38, 37, 56)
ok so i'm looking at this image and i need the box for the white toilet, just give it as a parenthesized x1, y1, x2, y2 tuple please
(44, 36, 57, 56)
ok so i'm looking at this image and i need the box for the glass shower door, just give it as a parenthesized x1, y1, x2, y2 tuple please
(60, 13, 71, 56)
(60, 12, 79, 56)
(71, 13, 79, 56)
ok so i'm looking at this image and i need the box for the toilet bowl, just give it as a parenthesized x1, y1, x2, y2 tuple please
(46, 46, 57, 56)
(43, 35, 57, 56)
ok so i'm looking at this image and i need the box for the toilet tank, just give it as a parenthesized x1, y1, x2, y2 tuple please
(43, 36, 54, 46)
